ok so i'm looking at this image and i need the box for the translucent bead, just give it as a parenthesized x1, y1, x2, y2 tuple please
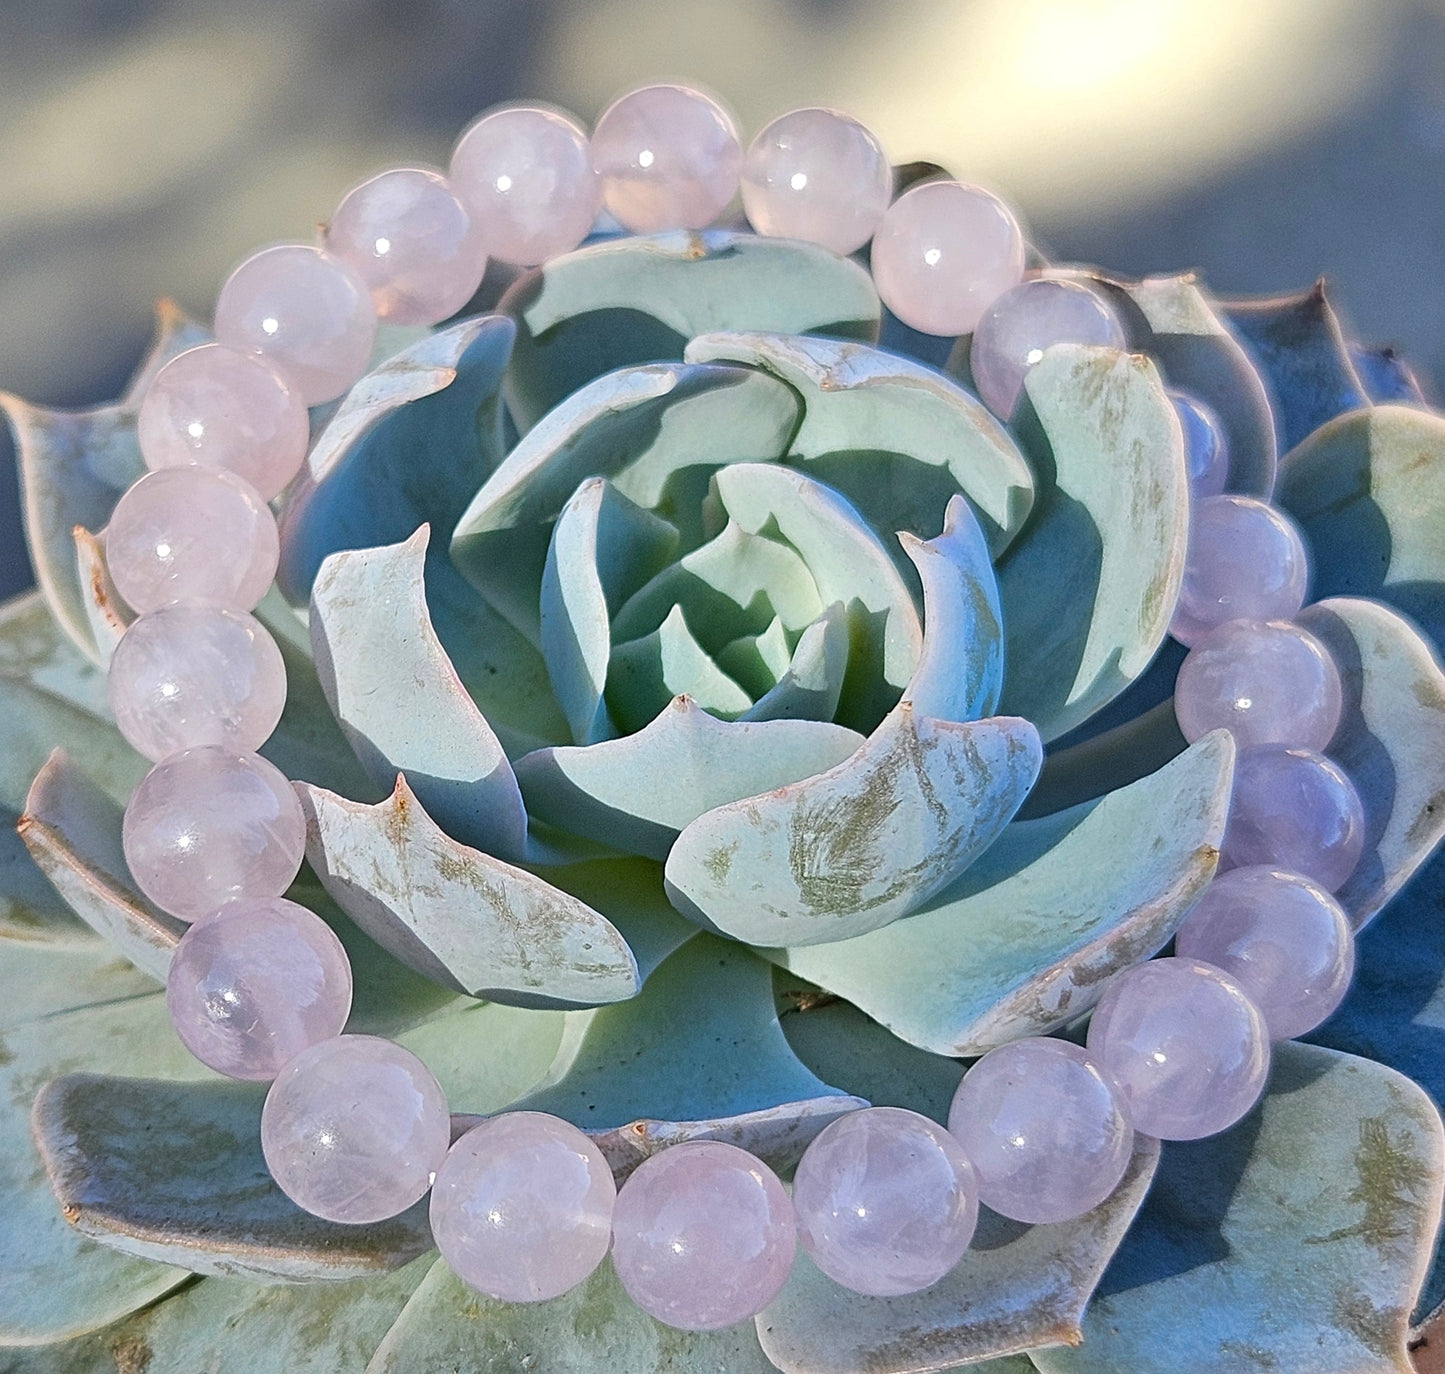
(138, 343, 308, 500)
(1174, 618, 1343, 751)
(611, 1141, 795, 1331)
(871, 180, 1026, 337)
(107, 603, 286, 762)
(261, 1034, 450, 1224)
(214, 244, 377, 405)
(1170, 497, 1309, 646)
(1175, 865, 1355, 1039)
(1222, 746, 1366, 892)
(430, 1112, 615, 1302)
(792, 1106, 977, 1296)
(122, 746, 305, 922)
(946, 1038, 1134, 1224)
(449, 104, 600, 266)
(104, 467, 278, 614)
(740, 107, 892, 256)
(969, 278, 1125, 418)
(591, 83, 742, 234)
(166, 896, 352, 1080)
(1171, 390, 1229, 498)
(1086, 957, 1270, 1141)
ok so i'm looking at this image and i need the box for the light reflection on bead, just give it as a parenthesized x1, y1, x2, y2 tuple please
(1171, 390, 1229, 497)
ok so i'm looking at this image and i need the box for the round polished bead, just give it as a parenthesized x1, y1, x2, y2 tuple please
(969, 278, 1126, 418)
(166, 896, 352, 1080)
(1170, 497, 1310, 646)
(214, 244, 377, 405)
(611, 1141, 795, 1331)
(591, 84, 742, 233)
(104, 467, 278, 614)
(449, 104, 600, 266)
(1174, 618, 1343, 751)
(1086, 957, 1270, 1141)
(122, 746, 305, 921)
(871, 180, 1026, 336)
(138, 343, 308, 500)
(792, 1106, 977, 1296)
(430, 1112, 615, 1303)
(1175, 865, 1355, 1039)
(946, 1038, 1134, 1224)
(1172, 390, 1229, 498)
(1222, 746, 1366, 892)
(262, 1034, 450, 1224)
(740, 107, 892, 255)
(107, 603, 286, 762)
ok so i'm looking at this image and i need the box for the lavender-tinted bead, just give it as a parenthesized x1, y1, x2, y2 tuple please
(792, 1106, 977, 1297)
(946, 1038, 1134, 1224)
(740, 107, 892, 256)
(449, 104, 600, 267)
(107, 603, 287, 762)
(871, 180, 1026, 337)
(138, 343, 308, 500)
(969, 278, 1126, 418)
(1171, 390, 1229, 498)
(122, 746, 305, 921)
(1223, 746, 1366, 892)
(166, 896, 352, 1080)
(1170, 496, 1310, 646)
(104, 467, 278, 614)
(1175, 618, 1343, 751)
(1087, 957, 1271, 1141)
(591, 84, 742, 234)
(430, 1112, 615, 1302)
(1175, 865, 1355, 1039)
(261, 1034, 450, 1224)
(214, 244, 377, 405)
(611, 1141, 795, 1331)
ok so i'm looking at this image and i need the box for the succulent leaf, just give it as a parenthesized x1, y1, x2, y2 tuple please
(1351, 343, 1428, 406)
(71, 527, 127, 666)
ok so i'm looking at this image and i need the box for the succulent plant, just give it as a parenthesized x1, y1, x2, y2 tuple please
(3, 227, 1445, 1374)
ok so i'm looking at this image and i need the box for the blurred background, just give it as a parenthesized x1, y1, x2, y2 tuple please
(2, 0, 1443, 601)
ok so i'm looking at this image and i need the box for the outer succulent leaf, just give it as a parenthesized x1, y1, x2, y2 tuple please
(0, 815, 91, 947)
(0, 942, 157, 1033)
(998, 343, 1189, 742)
(741, 604, 849, 723)
(0, 590, 114, 724)
(1032, 1043, 1445, 1374)
(756, 1134, 1161, 1374)
(72, 526, 127, 665)
(765, 730, 1233, 1055)
(500, 231, 881, 430)
(1351, 343, 1428, 406)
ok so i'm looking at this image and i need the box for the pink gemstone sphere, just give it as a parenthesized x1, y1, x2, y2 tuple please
(947, 1038, 1134, 1225)
(591, 84, 742, 233)
(214, 244, 377, 405)
(122, 746, 305, 921)
(138, 343, 308, 500)
(166, 896, 352, 1080)
(262, 1034, 450, 1224)
(430, 1112, 615, 1302)
(792, 1106, 978, 1297)
(1172, 390, 1229, 498)
(741, 107, 892, 256)
(610, 1141, 795, 1331)
(872, 180, 1026, 336)
(449, 104, 600, 266)
(1087, 957, 1271, 1141)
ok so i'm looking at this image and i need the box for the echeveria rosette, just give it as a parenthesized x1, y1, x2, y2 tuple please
(0, 230, 1443, 1374)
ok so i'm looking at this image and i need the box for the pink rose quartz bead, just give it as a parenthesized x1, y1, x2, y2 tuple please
(449, 105, 600, 266)
(610, 1141, 795, 1331)
(740, 107, 892, 256)
(138, 343, 308, 500)
(871, 180, 1026, 336)
(166, 896, 352, 1080)
(430, 1112, 615, 1302)
(591, 84, 742, 234)
(792, 1107, 978, 1297)
(104, 467, 278, 614)
(947, 1038, 1134, 1225)
(214, 244, 377, 405)
(262, 1034, 450, 1224)
(122, 746, 305, 922)
(1171, 390, 1230, 498)
(107, 603, 287, 762)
